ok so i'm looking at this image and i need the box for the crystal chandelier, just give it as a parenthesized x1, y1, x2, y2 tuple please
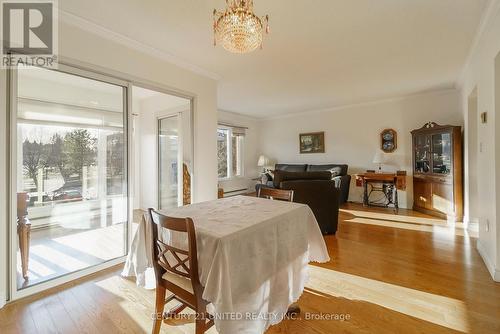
(213, 0, 270, 54)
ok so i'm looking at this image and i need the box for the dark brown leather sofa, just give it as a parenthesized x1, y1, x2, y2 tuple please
(274, 163, 351, 203)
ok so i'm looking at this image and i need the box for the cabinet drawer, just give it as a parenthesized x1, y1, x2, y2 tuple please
(429, 175, 452, 185)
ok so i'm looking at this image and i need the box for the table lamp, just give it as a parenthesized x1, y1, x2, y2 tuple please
(257, 155, 270, 173)
(372, 151, 385, 173)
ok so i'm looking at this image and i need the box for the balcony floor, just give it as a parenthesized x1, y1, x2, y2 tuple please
(16, 210, 141, 289)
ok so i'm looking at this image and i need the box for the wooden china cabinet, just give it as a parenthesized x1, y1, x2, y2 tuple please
(411, 122, 463, 221)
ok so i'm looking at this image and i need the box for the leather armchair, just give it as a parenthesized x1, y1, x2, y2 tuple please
(274, 170, 340, 235)
(306, 164, 351, 203)
(280, 179, 340, 235)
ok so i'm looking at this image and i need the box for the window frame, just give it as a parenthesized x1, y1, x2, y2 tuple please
(217, 125, 244, 180)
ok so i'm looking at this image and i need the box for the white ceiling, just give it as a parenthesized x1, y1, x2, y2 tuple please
(60, 0, 488, 118)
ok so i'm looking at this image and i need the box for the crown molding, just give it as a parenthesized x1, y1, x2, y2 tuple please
(456, 0, 500, 89)
(58, 9, 221, 81)
(218, 109, 260, 122)
(256, 88, 459, 121)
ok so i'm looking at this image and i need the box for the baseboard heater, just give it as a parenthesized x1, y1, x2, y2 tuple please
(224, 188, 249, 197)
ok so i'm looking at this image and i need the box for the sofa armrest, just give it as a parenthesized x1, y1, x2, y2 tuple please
(338, 175, 351, 204)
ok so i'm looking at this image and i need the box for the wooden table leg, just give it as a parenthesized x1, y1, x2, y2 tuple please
(18, 221, 31, 279)
(17, 192, 30, 280)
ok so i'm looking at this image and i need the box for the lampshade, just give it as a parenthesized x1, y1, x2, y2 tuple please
(372, 151, 385, 164)
(257, 155, 269, 167)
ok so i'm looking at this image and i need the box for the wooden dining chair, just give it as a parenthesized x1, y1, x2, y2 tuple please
(148, 209, 213, 334)
(255, 188, 300, 315)
(257, 187, 294, 202)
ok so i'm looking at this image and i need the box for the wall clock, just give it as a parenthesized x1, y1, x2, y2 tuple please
(380, 129, 397, 153)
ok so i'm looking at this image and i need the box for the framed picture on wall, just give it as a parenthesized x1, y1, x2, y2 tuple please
(299, 132, 325, 153)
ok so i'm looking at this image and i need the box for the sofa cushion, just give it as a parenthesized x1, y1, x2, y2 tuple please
(307, 164, 348, 176)
(275, 164, 308, 172)
(273, 170, 332, 188)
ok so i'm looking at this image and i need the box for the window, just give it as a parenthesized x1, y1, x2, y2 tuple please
(217, 126, 244, 179)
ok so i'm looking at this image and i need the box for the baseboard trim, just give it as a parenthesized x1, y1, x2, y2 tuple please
(464, 216, 479, 233)
(345, 200, 409, 210)
(476, 241, 500, 282)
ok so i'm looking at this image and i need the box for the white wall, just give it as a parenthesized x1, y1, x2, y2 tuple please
(257, 90, 463, 209)
(460, 1, 500, 281)
(218, 110, 261, 193)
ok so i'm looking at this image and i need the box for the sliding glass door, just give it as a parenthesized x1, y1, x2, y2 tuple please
(11, 65, 129, 292)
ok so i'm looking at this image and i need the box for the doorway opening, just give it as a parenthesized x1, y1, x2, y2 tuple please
(131, 86, 193, 221)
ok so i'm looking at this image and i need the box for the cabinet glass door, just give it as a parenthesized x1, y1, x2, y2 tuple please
(415, 134, 430, 173)
(432, 132, 452, 175)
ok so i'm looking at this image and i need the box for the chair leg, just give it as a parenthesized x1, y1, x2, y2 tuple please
(152, 285, 166, 334)
(195, 317, 207, 334)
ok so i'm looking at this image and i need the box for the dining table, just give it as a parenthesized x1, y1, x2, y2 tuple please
(122, 195, 330, 334)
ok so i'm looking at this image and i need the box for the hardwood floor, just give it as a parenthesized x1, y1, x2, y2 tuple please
(1, 203, 499, 334)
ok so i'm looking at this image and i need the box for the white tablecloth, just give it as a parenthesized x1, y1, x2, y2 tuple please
(122, 195, 330, 334)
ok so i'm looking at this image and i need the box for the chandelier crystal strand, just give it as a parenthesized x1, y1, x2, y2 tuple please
(213, 0, 270, 54)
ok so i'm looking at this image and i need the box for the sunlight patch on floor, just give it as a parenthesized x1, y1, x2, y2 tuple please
(95, 275, 218, 334)
(19, 224, 127, 287)
(341, 208, 447, 226)
(342, 212, 477, 237)
(17, 253, 55, 278)
(95, 276, 156, 333)
(52, 224, 125, 260)
(29, 244, 90, 271)
(307, 266, 469, 333)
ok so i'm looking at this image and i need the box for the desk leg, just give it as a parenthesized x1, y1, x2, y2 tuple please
(363, 181, 369, 206)
(394, 187, 399, 212)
